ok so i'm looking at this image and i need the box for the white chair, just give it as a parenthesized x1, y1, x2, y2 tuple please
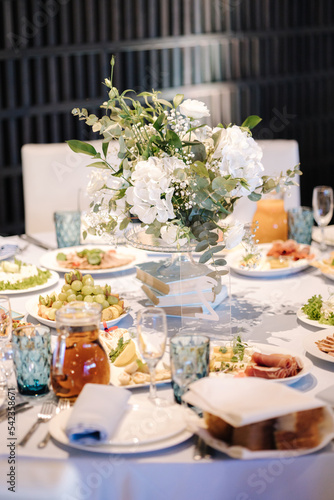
(231, 139, 301, 223)
(21, 140, 116, 234)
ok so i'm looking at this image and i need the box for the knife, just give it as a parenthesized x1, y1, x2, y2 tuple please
(0, 404, 33, 423)
(0, 401, 29, 419)
(19, 234, 56, 251)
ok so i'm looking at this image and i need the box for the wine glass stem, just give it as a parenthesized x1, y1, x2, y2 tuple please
(148, 363, 157, 401)
(320, 226, 327, 252)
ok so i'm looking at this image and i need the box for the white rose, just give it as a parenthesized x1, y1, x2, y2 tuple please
(224, 221, 245, 249)
(179, 99, 210, 119)
(160, 225, 188, 247)
(86, 170, 109, 196)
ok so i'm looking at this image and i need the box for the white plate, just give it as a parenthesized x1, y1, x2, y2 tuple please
(40, 245, 147, 274)
(297, 308, 333, 329)
(313, 226, 334, 246)
(228, 243, 315, 278)
(209, 342, 312, 385)
(0, 245, 18, 261)
(109, 350, 171, 389)
(1, 270, 59, 295)
(49, 399, 192, 453)
(303, 329, 334, 363)
(321, 271, 334, 281)
(25, 297, 130, 330)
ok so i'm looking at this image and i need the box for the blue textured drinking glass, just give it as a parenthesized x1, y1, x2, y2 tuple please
(12, 325, 51, 396)
(54, 210, 81, 248)
(288, 207, 314, 245)
(170, 335, 210, 404)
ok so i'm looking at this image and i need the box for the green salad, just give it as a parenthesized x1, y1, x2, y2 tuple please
(302, 294, 334, 325)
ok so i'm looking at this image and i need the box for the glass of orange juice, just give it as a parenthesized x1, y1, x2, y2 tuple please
(252, 191, 288, 243)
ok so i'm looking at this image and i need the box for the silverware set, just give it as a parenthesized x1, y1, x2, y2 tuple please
(18, 399, 70, 447)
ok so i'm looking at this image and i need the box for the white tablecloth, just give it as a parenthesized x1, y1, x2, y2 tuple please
(1, 234, 334, 500)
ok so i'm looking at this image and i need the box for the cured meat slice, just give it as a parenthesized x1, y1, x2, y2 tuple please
(244, 352, 302, 379)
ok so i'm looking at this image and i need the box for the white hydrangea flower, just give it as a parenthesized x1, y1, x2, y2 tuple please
(224, 220, 245, 249)
(86, 170, 109, 196)
(126, 157, 177, 224)
(212, 126, 264, 197)
(179, 99, 210, 119)
(160, 224, 188, 247)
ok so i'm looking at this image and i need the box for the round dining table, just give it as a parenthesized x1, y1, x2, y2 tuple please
(0, 232, 334, 500)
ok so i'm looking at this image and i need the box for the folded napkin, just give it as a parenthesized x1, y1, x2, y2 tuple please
(183, 378, 326, 427)
(65, 384, 131, 445)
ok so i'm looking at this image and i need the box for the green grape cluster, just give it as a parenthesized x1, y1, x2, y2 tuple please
(38, 270, 121, 321)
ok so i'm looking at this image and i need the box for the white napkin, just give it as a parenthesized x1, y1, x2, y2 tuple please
(65, 384, 131, 445)
(183, 378, 326, 427)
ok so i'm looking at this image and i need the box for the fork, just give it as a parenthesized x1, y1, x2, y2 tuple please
(193, 435, 212, 461)
(18, 402, 54, 447)
(37, 399, 70, 449)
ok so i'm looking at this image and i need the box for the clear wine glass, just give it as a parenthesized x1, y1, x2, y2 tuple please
(312, 186, 334, 251)
(0, 296, 12, 344)
(0, 343, 14, 389)
(137, 307, 168, 406)
(0, 296, 13, 391)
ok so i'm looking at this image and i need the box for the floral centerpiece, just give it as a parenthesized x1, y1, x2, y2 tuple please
(68, 58, 300, 267)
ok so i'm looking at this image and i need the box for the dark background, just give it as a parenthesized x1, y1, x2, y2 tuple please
(1, 0, 333, 235)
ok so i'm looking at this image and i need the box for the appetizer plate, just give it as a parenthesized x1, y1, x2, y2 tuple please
(49, 399, 192, 454)
(303, 329, 334, 363)
(228, 243, 315, 278)
(1, 270, 59, 295)
(25, 297, 130, 330)
(0, 245, 18, 261)
(313, 226, 334, 246)
(40, 245, 147, 274)
(297, 308, 333, 329)
(107, 336, 171, 389)
(210, 342, 313, 385)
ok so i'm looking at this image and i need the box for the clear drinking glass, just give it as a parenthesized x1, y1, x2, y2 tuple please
(0, 296, 12, 345)
(312, 186, 334, 251)
(137, 307, 168, 406)
(170, 335, 210, 405)
(0, 343, 14, 389)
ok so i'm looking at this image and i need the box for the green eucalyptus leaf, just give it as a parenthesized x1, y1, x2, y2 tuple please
(82, 230, 87, 240)
(119, 218, 131, 230)
(248, 192, 262, 201)
(213, 258, 227, 266)
(67, 140, 97, 156)
(191, 142, 207, 162)
(212, 177, 227, 192)
(195, 240, 209, 252)
(119, 136, 126, 153)
(191, 162, 209, 178)
(241, 115, 262, 130)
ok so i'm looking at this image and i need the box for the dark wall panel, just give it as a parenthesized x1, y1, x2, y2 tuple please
(0, 0, 333, 234)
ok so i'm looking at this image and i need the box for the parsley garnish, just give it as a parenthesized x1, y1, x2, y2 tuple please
(109, 337, 131, 363)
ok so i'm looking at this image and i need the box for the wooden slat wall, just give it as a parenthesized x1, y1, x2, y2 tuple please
(0, 0, 334, 234)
